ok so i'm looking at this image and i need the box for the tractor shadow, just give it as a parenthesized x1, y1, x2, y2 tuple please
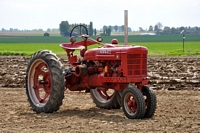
(21, 107, 145, 123)
(58, 107, 126, 122)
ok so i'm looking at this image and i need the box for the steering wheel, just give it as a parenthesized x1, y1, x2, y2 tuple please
(70, 25, 89, 38)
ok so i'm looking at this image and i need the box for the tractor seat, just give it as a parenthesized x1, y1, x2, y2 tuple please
(104, 43, 116, 48)
(60, 43, 84, 50)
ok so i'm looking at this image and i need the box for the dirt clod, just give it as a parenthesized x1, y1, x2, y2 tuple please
(0, 56, 200, 132)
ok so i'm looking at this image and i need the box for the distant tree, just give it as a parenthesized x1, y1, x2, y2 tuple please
(47, 28, 51, 32)
(163, 26, 171, 34)
(94, 28, 97, 36)
(170, 27, 176, 34)
(100, 26, 111, 36)
(103, 25, 107, 31)
(148, 25, 153, 31)
(70, 24, 75, 31)
(105, 28, 108, 36)
(109, 25, 112, 31)
(44, 32, 50, 37)
(59, 21, 69, 36)
(103, 29, 106, 35)
(139, 27, 144, 32)
(38, 29, 43, 32)
(195, 26, 200, 31)
(1, 28, 5, 32)
(121, 25, 124, 32)
(128, 27, 132, 32)
(10, 28, 13, 32)
(52, 28, 59, 32)
(157, 22, 163, 30)
(114, 25, 118, 32)
(193, 26, 197, 31)
(154, 25, 158, 32)
(103, 26, 107, 35)
(32, 29, 43, 32)
(107, 26, 111, 36)
(179, 26, 185, 32)
(81, 24, 88, 34)
(32, 29, 37, 32)
(89, 22, 93, 36)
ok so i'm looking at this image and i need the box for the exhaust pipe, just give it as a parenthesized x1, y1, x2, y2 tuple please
(75, 64, 88, 77)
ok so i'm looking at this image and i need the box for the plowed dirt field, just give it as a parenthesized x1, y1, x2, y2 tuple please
(0, 56, 200, 132)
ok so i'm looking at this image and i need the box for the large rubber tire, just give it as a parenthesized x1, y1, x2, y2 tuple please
(90, 87, 122, 109)
(25, 50, 65, 113)
(122, 86, 145, 119)
(142, 86, 157, 118)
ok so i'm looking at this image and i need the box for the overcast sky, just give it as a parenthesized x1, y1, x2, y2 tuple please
(0, 0, 200, 31)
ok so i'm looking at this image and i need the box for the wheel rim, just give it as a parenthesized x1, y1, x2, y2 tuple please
(28, 59, 52, 107)
(143, 92, 148, 108)
(92, 87, 114, 103)
(124, 93, 138, 115)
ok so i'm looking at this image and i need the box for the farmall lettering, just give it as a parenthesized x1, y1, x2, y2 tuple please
(26, 24, 157, 119)
(100, 50, 111, 54)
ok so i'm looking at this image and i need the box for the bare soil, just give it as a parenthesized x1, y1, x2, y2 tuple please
(0, 56, 200, 132)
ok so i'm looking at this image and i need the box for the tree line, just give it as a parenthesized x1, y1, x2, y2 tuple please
(140, 22, 200, 35)
(0, 28, 60, 32)
(59, 21, 96, 36)
(1, 21, 200, 35)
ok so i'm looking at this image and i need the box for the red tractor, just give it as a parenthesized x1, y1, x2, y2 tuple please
(25, 25, 156, 119)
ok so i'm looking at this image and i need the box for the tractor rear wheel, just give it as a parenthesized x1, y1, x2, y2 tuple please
(142, 86, 157, 118)
(122, 86, 145, 119)
(25, 50, 65, 113)
(90, 87, 121, 109)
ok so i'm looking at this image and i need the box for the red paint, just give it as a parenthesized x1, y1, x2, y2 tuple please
(60, 34, 149, 92)
(33, 62, 51, 103)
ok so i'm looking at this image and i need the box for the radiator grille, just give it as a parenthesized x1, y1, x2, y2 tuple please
(127, 54, 147, 76)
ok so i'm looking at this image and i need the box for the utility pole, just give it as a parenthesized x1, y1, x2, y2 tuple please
(124, 10, 128, 46)
(180, 30, 185, 52)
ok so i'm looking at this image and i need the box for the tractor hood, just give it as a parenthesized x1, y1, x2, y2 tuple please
(84, 44, 148, 60)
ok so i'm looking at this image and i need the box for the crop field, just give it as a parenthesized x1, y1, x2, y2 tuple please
(0, 43, 64, 56)
(0, 34, 200, 43)
(0, 42, 200, 56)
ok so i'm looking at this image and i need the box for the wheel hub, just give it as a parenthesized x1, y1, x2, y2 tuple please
(33, 62, 52, 103)
(125, 94, 138, 114)
(127, 99, 137, 113)
(97, 87, 113, 100)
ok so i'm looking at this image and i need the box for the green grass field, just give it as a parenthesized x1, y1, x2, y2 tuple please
(0, 43, 65, 56)
(0, 34, 200, 56)
(0, 34, 200, 43)
(136, 42, 200, 56)
(0, 42, 199, 56)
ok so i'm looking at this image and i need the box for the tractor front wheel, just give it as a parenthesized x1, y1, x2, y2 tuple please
(122, 86, 145, 119)
(25, 50, 65, 113)
(142, 86, 157, 118)
(90, 87, 121, 109)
